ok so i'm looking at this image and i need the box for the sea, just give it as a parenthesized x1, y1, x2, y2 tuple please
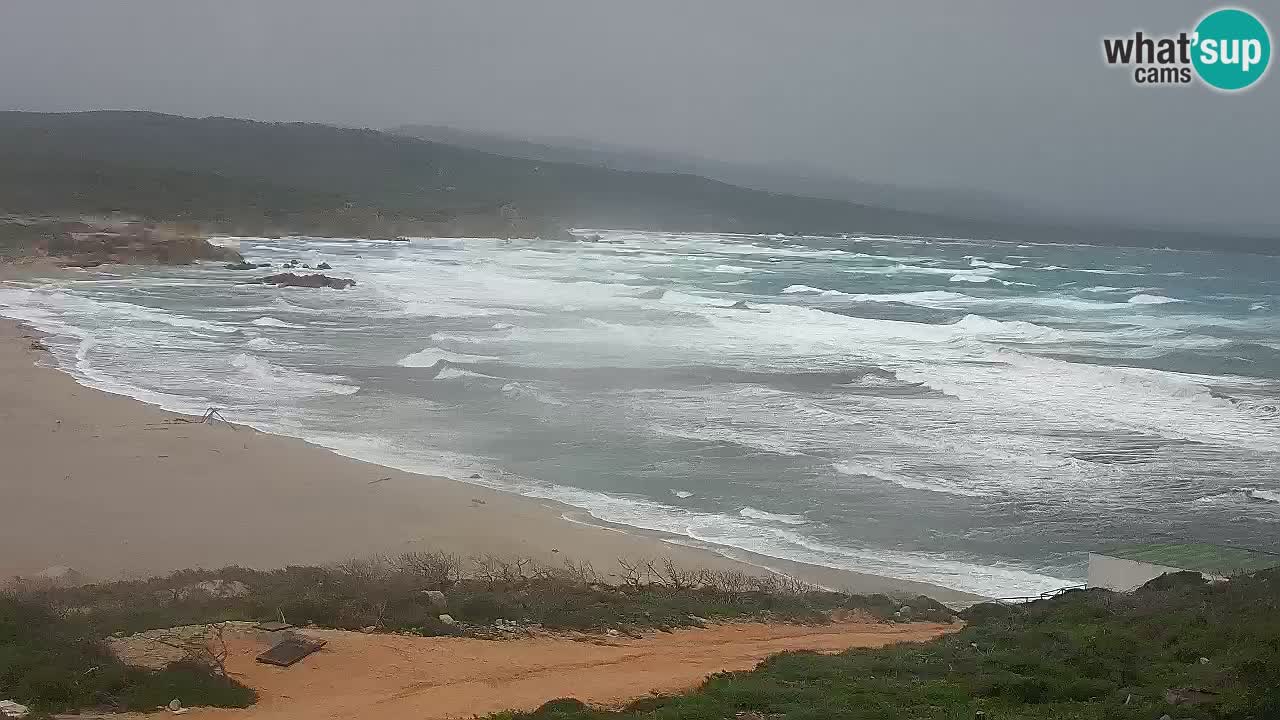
(2, 230, 1277, 598)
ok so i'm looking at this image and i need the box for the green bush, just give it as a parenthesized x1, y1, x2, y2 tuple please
(0, 597, 254, 714)
(490, 568, 1280, 720)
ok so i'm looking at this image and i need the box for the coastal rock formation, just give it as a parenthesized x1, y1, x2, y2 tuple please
(226, 261, 272, 270)
(256, 272, 356, 289)
(43, 222, 244, 266)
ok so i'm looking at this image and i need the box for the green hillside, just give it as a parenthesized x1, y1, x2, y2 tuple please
(497, 570, 1280, 720)
(1, 111, 1273, 252)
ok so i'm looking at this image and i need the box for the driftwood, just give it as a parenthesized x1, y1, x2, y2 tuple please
(170, 408, 236, 429)
(256, 635, 327, 667)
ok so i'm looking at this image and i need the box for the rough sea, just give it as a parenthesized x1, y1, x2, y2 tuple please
(3, 230, 1277, 597)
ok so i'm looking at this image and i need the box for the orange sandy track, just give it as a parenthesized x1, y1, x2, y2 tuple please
(174, 621, 954, 719)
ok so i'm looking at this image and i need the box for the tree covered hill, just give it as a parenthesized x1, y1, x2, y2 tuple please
(1, 111, 1273, 252)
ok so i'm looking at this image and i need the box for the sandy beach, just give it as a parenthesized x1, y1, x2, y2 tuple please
(0, 279, 980, 605)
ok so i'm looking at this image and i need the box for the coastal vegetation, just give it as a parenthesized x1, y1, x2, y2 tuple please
(2, 553, 946, 715)
(4, 555, 1278, 718)
(0, 597, 255, 714)
(498, 570, 1280, 720)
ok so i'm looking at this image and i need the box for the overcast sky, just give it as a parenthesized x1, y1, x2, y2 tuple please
(2, 1, 1277, 232)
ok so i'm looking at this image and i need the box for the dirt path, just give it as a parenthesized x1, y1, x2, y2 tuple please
(172, 621, 953, 719)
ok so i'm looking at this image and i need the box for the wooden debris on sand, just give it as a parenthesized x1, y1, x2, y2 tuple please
(256, 636, 327, 667)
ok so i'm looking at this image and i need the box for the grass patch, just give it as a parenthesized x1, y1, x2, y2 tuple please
(3, 553, 947, 715)
(488, 569, 1280, 720)
(10, 553, 952, 639)
(0, 597, 254, 714)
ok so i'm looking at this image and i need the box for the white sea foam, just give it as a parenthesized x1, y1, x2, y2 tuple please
(229, 353, 359, 396)
(1128, 294, 1182, 305)
(1197, 488, 1280, 506)
(950, 314, 1065, 342)
(432, 366, 493, 381)
(245, 336, 290, 351)
(951, 274, 994, 283)
(650, 422, 806, 456)
(833, 462, 989, 497)
(711, 264, 754, 274)
(500, 381, 565, 405)
(398, 348, 498, 367)
(670, 489, 695, 499)
(739, 507, 808, 525)
(251, 316, 303, 328)
(969, 258, 1017, 269)
(782, 284, 830, 294)
(316, 435, 1070, 597)
(1249, 489, 1280, 503)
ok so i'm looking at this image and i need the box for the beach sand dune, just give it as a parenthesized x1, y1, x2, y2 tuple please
(143, 620, 954, 720)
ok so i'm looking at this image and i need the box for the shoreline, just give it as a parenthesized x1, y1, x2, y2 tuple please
(1, 269, 983, 606)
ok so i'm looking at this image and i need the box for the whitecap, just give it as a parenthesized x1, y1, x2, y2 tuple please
(1249, 489, 1280, 504)
(398, 348, 498, 367)
(670, 489, 695, 499)
(245, 336, 289, 351)
(833, 462, 989, 497)
(782, 284, 828, 294)
(710, 264, 754, 274)
(1128, 294, 1182, 305)
(229, 353, 358, 396)
(251, 316, 303, 328)
(969, 258, 1017, 269)
(436, 366, 493, 381)
(739, 506, 808, 525)
(500, 381, 566, 405)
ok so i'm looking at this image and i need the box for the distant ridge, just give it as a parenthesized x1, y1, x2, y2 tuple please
(389, 123, 1024, 221)
(0, 111, 1273, 252)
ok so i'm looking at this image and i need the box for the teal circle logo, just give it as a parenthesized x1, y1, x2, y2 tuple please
(1192, 8, 1271, 90)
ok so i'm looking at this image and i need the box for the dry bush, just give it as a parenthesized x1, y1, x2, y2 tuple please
(559, 558, 600, 585)
(391, 551, 462, 589)
(471, 554, 537, 589)
(615, 557, 648, 589)
(646, 557, 705, 591)
(152, 622, 230, 676)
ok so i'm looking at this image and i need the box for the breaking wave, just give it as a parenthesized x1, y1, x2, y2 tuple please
(1128, 294, 1182, 305)
(739, 507, 808, 525)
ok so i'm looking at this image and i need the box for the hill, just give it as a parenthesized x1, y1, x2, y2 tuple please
(389, 123, 1024, 220)
(1, 111, 1274, 253)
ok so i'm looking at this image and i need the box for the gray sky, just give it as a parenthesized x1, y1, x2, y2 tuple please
(2, 1, 1277, 232)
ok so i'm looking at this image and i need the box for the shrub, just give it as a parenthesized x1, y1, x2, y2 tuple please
(0, 597, 254, 713)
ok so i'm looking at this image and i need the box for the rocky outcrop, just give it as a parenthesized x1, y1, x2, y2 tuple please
(256, 272, 356, 289)
(48, 223, 243, 266)
(226, 261, 271, 270)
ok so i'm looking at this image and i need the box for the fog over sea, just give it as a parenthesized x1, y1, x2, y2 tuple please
(3, 230, 1277, 597)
